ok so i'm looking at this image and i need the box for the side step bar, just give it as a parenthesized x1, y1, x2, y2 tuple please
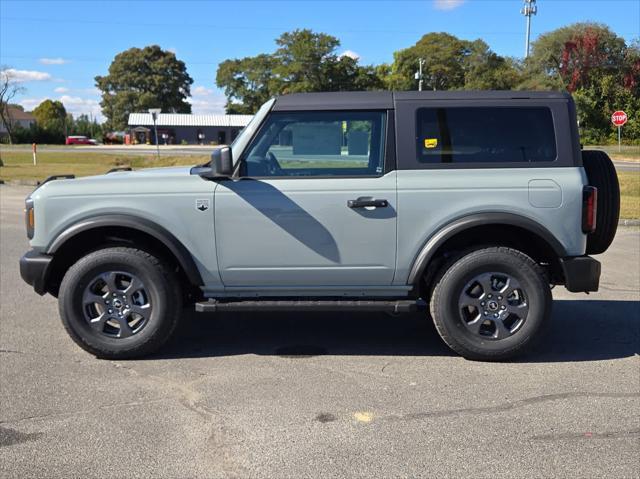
(195, 299, 425, 314)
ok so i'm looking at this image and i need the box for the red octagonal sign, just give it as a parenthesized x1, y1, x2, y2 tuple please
(611, 110, 628, 127)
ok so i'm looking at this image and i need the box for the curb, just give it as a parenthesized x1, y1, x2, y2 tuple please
(1, 180, 39, 186)
(618, 219, 640, 226)
(613, 160, 640, 165)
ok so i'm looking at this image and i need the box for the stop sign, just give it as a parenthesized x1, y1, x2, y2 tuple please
(611, 110, 628, 127)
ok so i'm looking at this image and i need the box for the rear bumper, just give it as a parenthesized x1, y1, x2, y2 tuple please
(560, 256, 601, 293)
(19, 250, 53, 295)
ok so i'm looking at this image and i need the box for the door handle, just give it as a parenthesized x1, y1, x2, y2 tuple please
(347, 197, 389, 208)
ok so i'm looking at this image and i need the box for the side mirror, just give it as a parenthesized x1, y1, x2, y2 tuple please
(195, 147, 233, 179)
(211, 147, 233, 177)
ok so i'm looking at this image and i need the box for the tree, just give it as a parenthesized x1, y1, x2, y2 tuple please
(96, 45, 193, 130)
(524, 23, 639, 143)
(271, 29, 381, 93)
(525, 23, 626, 90)
(320, 55, 385, 92)
(71, 114, 102, 139)
(464, 55, 522, 90)
(216, 54, 280, 114)
(216, 29, 384, 114)
(0, 67, 27, 144)
(463, 41, 521, 90)
(272, 29, 340, 93)
(389, 33, 468, 90)
(622, 39, 640, 92)
(388, 33, 519, 91)
(32, 99, 67, 143)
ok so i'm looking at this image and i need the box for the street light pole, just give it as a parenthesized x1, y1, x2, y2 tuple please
(148, 108, 161, 160)
(521, 0, 537, 58)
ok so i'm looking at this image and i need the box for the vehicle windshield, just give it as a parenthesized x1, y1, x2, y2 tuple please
(229, 98, 275, 163)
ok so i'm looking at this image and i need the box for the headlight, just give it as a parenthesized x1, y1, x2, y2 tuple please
(25, 198, 34, 239)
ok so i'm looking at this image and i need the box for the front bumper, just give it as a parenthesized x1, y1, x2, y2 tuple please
(20, 250, 53, 295)
(560, 256, 601, 293)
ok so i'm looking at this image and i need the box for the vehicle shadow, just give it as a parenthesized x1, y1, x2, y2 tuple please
(220, 179, 342, 262)
(157, 300, 639, 362)
(522, 299, 639, 363)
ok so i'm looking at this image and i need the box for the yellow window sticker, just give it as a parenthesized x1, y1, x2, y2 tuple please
(424, 138, 438, 149)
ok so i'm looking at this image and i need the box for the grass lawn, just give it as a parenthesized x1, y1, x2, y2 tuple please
(618, 171, 640, 219)
(0, 150, 206, 182)
(586, 145, 640, 162)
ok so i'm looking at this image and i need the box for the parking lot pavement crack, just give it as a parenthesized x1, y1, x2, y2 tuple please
(0, 425, 42, 447)
(0, 397, 173, 425)
(109, 361, 140, 375)
(206, 424, 249, 479)
(381, 361, 393, 374)
(119, 371, 221, 420)
(107, 362, 225, 419)
(138, 377, 247, 477)
(312, 361, 397, 385)
(530, 428, 640, 441)
(0, 349, 111, 367)
(176, 395, 215, 420)
(103, 369, 247, 475)
(385, 392, 640, 422)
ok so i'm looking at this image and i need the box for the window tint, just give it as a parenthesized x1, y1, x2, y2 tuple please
(416, 107, 556, 164)
(243, 111, 386, 177)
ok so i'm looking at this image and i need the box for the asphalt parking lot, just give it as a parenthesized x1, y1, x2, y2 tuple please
(1, 184, 638, 478)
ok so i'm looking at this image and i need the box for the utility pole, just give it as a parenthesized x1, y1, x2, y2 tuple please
(415, 58, 425, 91)
(521, 0, 537, 58)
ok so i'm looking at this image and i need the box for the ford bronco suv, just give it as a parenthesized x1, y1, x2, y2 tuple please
(20, 91, 620, 361)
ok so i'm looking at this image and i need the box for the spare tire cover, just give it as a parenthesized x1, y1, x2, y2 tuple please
(582, 150, 620, 255)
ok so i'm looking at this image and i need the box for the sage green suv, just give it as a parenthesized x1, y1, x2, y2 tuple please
(20, 91, 620, 360)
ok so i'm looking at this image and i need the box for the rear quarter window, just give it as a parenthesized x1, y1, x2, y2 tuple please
(416, 107, 557, 164)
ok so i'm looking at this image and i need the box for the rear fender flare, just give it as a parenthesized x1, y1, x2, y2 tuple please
(406, 212, 567, 285)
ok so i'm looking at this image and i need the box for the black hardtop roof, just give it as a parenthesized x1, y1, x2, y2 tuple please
(273, 91, 393, 110)
(272, 90, 571, 111)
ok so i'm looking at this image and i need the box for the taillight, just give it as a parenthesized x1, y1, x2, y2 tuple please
(582, 186, 597, 234)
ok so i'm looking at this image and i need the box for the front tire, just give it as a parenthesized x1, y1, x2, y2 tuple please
(59, 247, 182, 359)
(430, 247, 551, 361)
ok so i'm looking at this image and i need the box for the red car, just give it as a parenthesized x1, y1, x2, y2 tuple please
(65, 135, 98, 145)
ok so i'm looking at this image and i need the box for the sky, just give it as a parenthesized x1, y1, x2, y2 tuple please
(1, 0, 639, 121)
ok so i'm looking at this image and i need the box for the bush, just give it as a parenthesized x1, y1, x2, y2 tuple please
(12, 124, 65, 144)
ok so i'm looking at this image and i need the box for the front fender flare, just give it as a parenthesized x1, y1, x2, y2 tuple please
(46, 214, 203, 286)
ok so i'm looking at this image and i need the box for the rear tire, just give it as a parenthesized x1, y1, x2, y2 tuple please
(582, 150, 620, 255)
(430, 247, 551, 361)
(59, 247, 182, 359)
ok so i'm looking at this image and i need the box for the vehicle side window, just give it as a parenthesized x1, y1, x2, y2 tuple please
(242, 111, 386, 177)
(416, 107, 557, 164)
